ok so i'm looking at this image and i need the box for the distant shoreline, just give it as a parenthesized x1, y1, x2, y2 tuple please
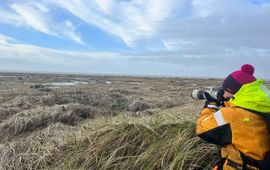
(0, 70, 224, 80)
(0, 70, 269, 81)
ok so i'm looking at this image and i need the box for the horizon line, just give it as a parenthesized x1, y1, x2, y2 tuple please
(0, 69, 225, 80)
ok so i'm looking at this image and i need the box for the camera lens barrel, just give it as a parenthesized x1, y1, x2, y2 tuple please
(191, 89, 206, 100)
(191, 88, 224, 100)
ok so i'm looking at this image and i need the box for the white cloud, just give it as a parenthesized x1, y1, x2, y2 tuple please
(11, 3, 55, 36)
(0, 34, 16, 44)
(0, 5, 25, 27)
(1, 0, 270, 50)
(93, 0, 115, 15)
(0, 43, 116, 64)
(0, 2, 84, 45)
(0, 34, 120, 64)
(48, 0, 178, 47)
(43, 0, 270, 52)
(163, 39, 194, 51)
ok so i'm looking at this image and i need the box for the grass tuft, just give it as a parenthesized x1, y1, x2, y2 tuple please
(53, 113, 218, 170)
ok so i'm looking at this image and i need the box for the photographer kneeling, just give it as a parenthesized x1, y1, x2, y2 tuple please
(195, 64, 270, 170)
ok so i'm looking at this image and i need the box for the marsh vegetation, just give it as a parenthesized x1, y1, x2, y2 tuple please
(0, 73, 250, 169)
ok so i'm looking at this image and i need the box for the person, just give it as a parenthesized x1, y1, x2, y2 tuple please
(196, 64, 270, 170)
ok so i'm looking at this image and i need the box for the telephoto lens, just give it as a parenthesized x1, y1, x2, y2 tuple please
(191, 89, 206, 100)
(191, 87, 224, 100)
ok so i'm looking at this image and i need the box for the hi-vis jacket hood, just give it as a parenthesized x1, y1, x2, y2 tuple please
(231, 79, 270, 113)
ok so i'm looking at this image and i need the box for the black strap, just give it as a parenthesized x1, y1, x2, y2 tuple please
(227, 159, 242, 170)
(240, 152, 263, 170)
(261, 153, 270, 170)
(214, 158, 226, 170)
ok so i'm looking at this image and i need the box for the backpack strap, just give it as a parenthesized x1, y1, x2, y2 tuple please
(240, 152, 263, 170)
(261, 153, 270, 170)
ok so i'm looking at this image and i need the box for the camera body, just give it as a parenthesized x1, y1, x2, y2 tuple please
(191, 87, 224, 101)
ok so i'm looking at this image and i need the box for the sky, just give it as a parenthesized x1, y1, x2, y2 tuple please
(0, 0, 270, 79)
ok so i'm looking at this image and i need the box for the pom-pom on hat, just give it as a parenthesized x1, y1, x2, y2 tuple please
(222, 64, 256, 94)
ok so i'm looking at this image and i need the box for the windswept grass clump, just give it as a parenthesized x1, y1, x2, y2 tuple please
(41, 92, 129, 112)
(0, 107, 20, 123)
(54, 113, 218, 170)
(129, 99, 152, 112)
(0, 104, 98, 141)
(0, 105, 64, 141)
(0, 123, 80, 170)
(1, 104, 218, 170)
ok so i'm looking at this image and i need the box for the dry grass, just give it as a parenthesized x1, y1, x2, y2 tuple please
(0, 105, 64, 141)
(0, 123, 80, 170)
(0, 74, 227, 170)
(55, 121, 218, 170)
(0, 106, 219, 170)
(45, 109, 218, 170)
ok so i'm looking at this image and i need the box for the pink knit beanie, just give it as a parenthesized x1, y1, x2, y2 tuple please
(222, 64, 256, 94)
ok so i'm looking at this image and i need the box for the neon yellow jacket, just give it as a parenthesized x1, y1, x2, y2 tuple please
(231, 79, 270, 113)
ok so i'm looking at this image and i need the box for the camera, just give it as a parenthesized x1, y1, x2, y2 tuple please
(191, 87, 224, 101)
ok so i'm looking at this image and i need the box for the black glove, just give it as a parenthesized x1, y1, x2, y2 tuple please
(203, 92, 220, 110)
